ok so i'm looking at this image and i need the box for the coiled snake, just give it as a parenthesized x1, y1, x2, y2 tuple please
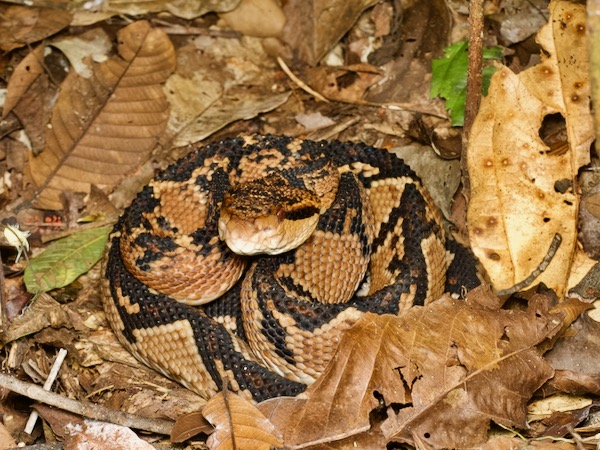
(101, 135, 480, 402)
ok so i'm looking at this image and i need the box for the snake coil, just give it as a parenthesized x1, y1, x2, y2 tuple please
(101, 135, 480, 402)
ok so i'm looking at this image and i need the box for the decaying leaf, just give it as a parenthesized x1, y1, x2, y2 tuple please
(26, 20, 176, 210)
(3, 45, 45, 118)
(467, 0, 593, 297)
(203, 391, 283, 450)
(0, 5, 72, 52)
(63, 421, 154, 450)
(50, 28, 113, 78)
(281, 0, 380, 65)
(171, 411, 213, 443)
(106, 0, 241, 20)
(304, 64, 383, 104)
(3, 294, 69, 343)
(260, 288, 561, 449)
(171, 89, 291, 148)
(220, 0, 286, 38)
(382, 290, 560, 448)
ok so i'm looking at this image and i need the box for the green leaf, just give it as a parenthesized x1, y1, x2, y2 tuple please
(431, 41, 468, 126)
(431, 41, 503, 126)
(483, 45, 504, 60)
(24, 226, 112, 294)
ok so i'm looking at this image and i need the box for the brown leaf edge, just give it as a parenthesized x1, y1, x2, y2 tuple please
(26, 20, 176, 210)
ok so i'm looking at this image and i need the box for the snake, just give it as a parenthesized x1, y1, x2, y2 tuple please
(100, 135, 481, 402)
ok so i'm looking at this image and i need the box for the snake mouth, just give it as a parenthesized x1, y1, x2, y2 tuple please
(218, 211, 319, 256)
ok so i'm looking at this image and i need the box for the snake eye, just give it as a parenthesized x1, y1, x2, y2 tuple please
(276, 208, 286, 221)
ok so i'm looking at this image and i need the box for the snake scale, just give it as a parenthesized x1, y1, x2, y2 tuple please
(101, 135, 481, 402)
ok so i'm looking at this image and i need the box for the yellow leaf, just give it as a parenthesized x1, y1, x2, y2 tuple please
(467, 0, 593, 296)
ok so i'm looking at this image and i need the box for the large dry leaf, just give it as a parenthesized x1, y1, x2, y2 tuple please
(281, 0, 380, 65)
(0, 5, 72, 52)
(260, 289, 561, 449)
(26, 20, 176, 210)
(382, 290, 560, 448)
(467, 0, 593, 296)
(203, 391, 283, 450)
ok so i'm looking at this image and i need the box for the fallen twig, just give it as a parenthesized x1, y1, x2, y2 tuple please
(497, 234, 563, 296)
(0, 373, 174, 435)
(24, 348, 68, 434)
(277, 56, 329, 103)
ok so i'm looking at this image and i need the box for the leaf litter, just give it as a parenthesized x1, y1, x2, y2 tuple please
(0, 0, 598, 449)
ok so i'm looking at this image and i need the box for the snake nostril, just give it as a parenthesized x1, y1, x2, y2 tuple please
(276, 208, 286, 222)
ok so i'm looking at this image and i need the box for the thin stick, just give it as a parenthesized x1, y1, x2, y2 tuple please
(0, 373, 174, 435)
(462, 0, 485, 197)
(24, 348, 68, 434)
(277, 57, 329, 103)
(497, 234, 563, 296)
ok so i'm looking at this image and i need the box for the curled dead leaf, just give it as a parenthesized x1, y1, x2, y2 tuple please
(26, 20, 176, 210)
(281, 0, 380, 65)
(3, 45, 45, 118)
(0, 5, 72, 52)
(203, 391, 283, 450)
(171, 411, 213, 443)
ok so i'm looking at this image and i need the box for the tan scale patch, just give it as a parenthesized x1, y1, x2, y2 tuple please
(99, 269, 129, 332)
(369, 222, 406, 294)
(286, 138, 303, 152)
(119, 155, 247, 304)
(240, 268, 298, 381)
(339, 161, 381, 179)
(367, 177, 409, 236)
(138, 249, 245, 304)
(241, 263, 366, 384)
(150, 180, 209, 235)
(276, 178, 373, 304)
(131, 319, 219, 398)
(237, 148, 294, 183)
(278, 228, 369, 304)
(421, 229, 448, 304)
(277, 306, 364, 382)
(398, 283, 418, 312)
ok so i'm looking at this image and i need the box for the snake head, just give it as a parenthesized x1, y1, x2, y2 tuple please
(218, 173, 321, 256)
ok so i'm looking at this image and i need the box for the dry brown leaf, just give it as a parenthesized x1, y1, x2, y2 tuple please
(63, 421, 154, 450)
(467, 0, 593, 297)
(259, 288, 561, 449)
(50, 28, 113, 79)
(481, 435, 578, 449)
(106, 0, 241, 19)
(281, 0, 379, 65)
(304, 65, 383, 103)
(259, 314, 409, 449)
(0, 422, 17, 450)
(545, 311, 600, 391)
(203, 391, 283, 450)
(2, 45, 45, 118)
(171, 89, 291, 147)
(33, 404, 84, 439)
(0, 5, 72, 52)
(382, 291, 560, 448)
(220, 0, 286, 38)
(26, 20, 176, 210)
(171, 411, 213, 443)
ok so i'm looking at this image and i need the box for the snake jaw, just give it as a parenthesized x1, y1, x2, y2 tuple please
(218, 209, 319, 256)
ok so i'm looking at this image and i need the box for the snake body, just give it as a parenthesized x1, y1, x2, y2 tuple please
(101, 135, 480, 402)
